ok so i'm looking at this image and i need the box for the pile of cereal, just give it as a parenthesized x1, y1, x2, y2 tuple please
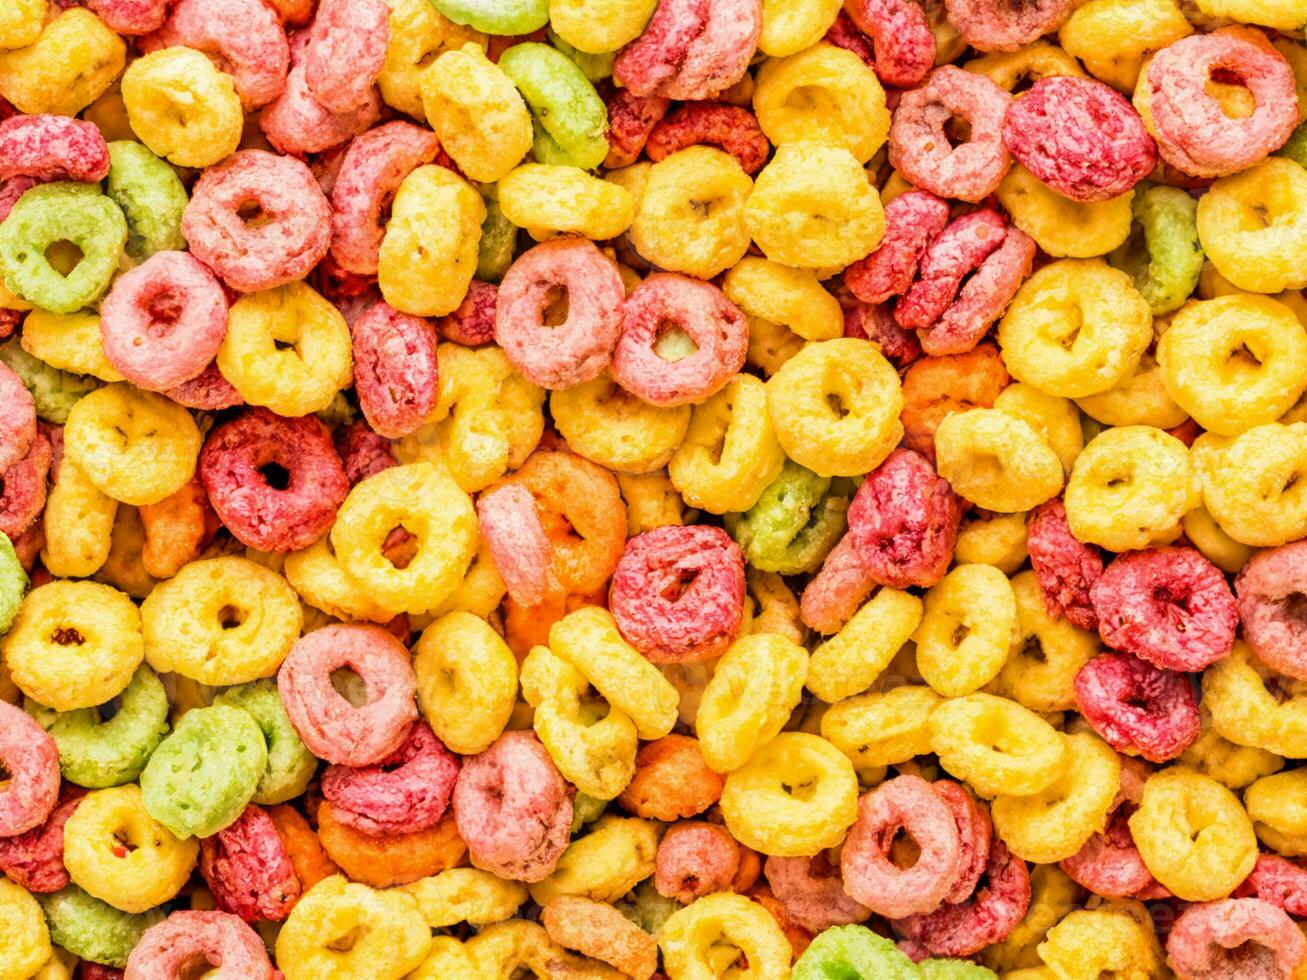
(0, 0, 1305, 975)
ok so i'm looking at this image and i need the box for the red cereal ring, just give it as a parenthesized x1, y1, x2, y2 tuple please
(199, 408, 349, 553)
(436, 280, 497, 347)
(1236, 855, 1307, 918)
(1074, 652, 1199, 763)
(494, 239, 626, 391)
(839, 293, 922, 370)
(916, 224, 1034, 357)
(934, 779, 992, 905)
(0, 700, 60, 838)
(451, 731, 573, 884)
(260, 31, 382, 156)
(181, 150, 333, 294)
(314, 253, 377, 307)
(800, 533, 877, 635)
(333, 421, 396, 487)
(844, 190, 952, 305)
(1090, 547, 1238, 673)
(841, 774, 963, 919)
(1235, 541, 1307, 681)
(895, 210, 1007, 334)
(1060, 809, 1157, 899)
(81, 965, 123, 980)
(1003, 76, 1156, 203)
(164, 361, 244, 411)
(0, 788, 84, 894)
(198, 804, 301, 922)
(476, 483, 557, 608)
(0, 115, 111, 184)
(0, 308, 21, 342)
(613, 0, 763, 101)
(141, 0, 290, 110)
(99, 251, 230, 393)
(1166, 898, 1306, 980)
(124, 910, 277, 980)
(350, 300, 439, 439)
(609, 524, 745, 664)
(892, 834, 1031, 958)
(654, 821, 742, 904)
(1026, 498, 1102, 631)
(847, 447, 962, 590)
(1145, 33, 1299, 179)
(604, 90, 671, 170)
(942, 0, 1075, 52)
(278, 624, 419, 768)
(0, 431, 52, 542)
(888, 66, 1013, 203)
(321, 722, 460, 837)
(823, 11, 874, 68)
(764, 854, 872, 933)
(645, 102, 771, 176)
(86, 0, 173, 34)
(0, 359, 37, 475)
(844, 0, 937, 89)
(329, 121, 442, 277)
(303, 0, 391, 115)
(612, 273, 748, 407)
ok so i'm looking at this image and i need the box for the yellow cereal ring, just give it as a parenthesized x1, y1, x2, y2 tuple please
(413, 611, 518, 756)
(0, 9, 125, 116)
(697, 632, 808, 773)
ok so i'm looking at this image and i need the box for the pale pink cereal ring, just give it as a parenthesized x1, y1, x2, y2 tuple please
(124, 911, 276, 980)
(476, 483, 557, 608)
(304, 0, 391, 115)
(0, 115, 110, 183)
(888, 66, 1013, 203)
(260, 32, 382, 157)
(87, 0, 174, 34)
(844, 190, 951, 305)
(612, 273, 748, 407)
(934, 779, 992, 905)
(99, 251, 229, 392)
(0, 176, 39, 225)
(436, 280, 497, 347)
(613, 0, 763, 102)
(330, 122, 442, 276)
(350, 300, 439, 439)
(141, 0, 289, 110)
(654, 821, 742, 904)
(333, 421, 396, 487)
(181, 150, 332, 293)
(1060, 809, 1158, 899)
(800, 534, 877, 635)
(1236, 854, 1307, 918)
(164, 361, 244, 411)
(494, 239, 626, 391)
(1166, 898, 1306, 980)
(896, 209, 1006, 333)
(841, 774, 962, 919)
(0, 359, 36, 475)
(1146, 33, 1299, 179)
(452, 731, 573, 884)
(764, 854, 872, 932)
(845, 0, 937, 89)
(198, 805, 300, 922)
(0, 431, 51, 542)
(277, 624, 419, 768)
(943, 0, 1075, 52)
(917, 225, 1035, 356)
(1236, 541, 1307, 681)
(0, 700, 60, 838)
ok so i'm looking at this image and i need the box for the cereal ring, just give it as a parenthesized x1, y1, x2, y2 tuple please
(0, 9, 126, 118)
(1025, 498, 1101, 631)
(303, 0, 390, 115)
(494, 239, 625, 391)
(845, 0, 935, 87)
(944, 0, 1074, 51)
(896, 210, 1004, 330)
(541, 895, 659, 980)
(1235, 541, 1307, 681)
(124, 911, 276, 980)
(200, 409, 348, 553)
(0, 115, 110, 184)
(121, 46, 244, 169)
(605, 89, 670, 169)
(654, 820, 742, 903)
(1109, 185, 1204, 315)
(1090, 547, 1237, 672)
(436, 280, 496, 347)
(475, 483, 555, 608)
(198, 805, 300, 922)
(430, 0, 548, 34)
(934, 780, 993, 905)
(181, 150, 332, 294)
(86, 0, 171, 34)
(333, 422, 396, 490)
(100, 141, 184, 261)
(0, 700, 59, 837)
(765, 855, 872, 933)
(0, 361, 35, 478)
(727, 460, 849, 575)
(900, 342, 1009, 459)
(0, 788, 83, 893)
(98, 252, 229, 394)
(617, 735, 723, 822)
(613, 0, 763, 101)
(40, 884, 163, 970)
(888, 66, 1013, 203)
(210, 679, 317, 805)
(350, 301, 439, 439)
(260, 30, 382, 156)
(277, 624, 418, 767)
(1059, 809, 1157, 899)
(163, 362, 243, 411)
(646, 102, 770, 175)
(1166, 898, 1306, 980)
(844, 190, 952, 305)
(799, 534, 877, 635)
(321, 722, 459, 836)
(265, 805, 339, 894)
(498, 43, 608, 171)
(608, 524, 745, 664)
(1236, 854, 1307, 917)
(1075, 651, 1199, 763)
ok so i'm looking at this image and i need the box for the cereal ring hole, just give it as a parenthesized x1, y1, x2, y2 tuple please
(1206, 68, 1256, 120)
(44, 240, 85, 276)
(258, 462, 292, 490)
(236, 199, 275, 230)
(654, 320, 700, 363)
(381, 525, 419, 569)
(889, 826, 924, 869)
(541, 285, 570, 327)
(217, 604, 247, 630)
(330, 666, 370, 707)
(50, 625, 85, 646)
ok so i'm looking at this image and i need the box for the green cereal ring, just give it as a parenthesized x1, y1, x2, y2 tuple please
(27, 665, 169, 788)
(546, 30, 617, 84)
(618, 879, 679, 935)
(0, 531, 28, 635)
(431, 0, 549, 35)
(1279, 119, 1307, 168)
(477, 198, 518, 281)
(726, 460, 850, 575)
(40, 885, 165, 969)
(212, 679, 317, 805)
(920, 960, 999, 978)
(793, 925, 920, 980)
(1108, 185, 1204, 316)
(104, 141, 188, 262)
(139, 704, 268, 839)
(0, 182, 128, 314)
(569, 791, 608, 834)
(499, 43, 609, 171)
(0, 339, 99, 423)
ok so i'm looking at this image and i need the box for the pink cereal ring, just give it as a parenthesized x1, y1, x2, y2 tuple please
(476, 484, 557, 608)
(199, 408, 349, 553)
(0, 176, 38, 225)
(824, 11, 875, 67)
(943, 0, 1075, 52)
(654, 821, 742, 904)
(0, 701, 60, 838)
(613, 0, 763, 102)
(303, 0, 391, 115)
(1074, 652, 1199, 763)
(99, 251, 229, 393)
(645, 102, 771, 175)
(841, 774, 962, 919)
(764, 854, 872, 932)
(1090, 547, 1238, 673)
(609, 524, 745, 664)
(1026, 498, 1102, 631)
(837, 289, 922, 369)
(452, 731, 573, 884)
(1235, 541, 1307, 681)
(889, 66, 1013, 203)
(612, 273, 748, 407)
(260, 31, 382, 157)
(86, 0, 174, 34)
(1060, 809, 1157, 899)
(124, 911, 276, 980)
(605, 90, 671, 169)
(141, 0, 289, 110)
(278, 624, 419, 768)
(1146, 33, 1299, 179)
(843, 190, 951, 305)
(0, 359, 37, 475)
(800, 533, 877, 635)
(494, 239, 626, 391)
(917, 225, 1034, 356)
(0, 788, 84, 894)
(1237, 855, 1307, 918)
(198, 805, 300, 922)
(1166, 899, 1307, 980)
(436, 280, 497, 347)
(330, 121, 442, 277)
(321, 722, 460, 837)
(350, 300, 439, 439)
(333, 421, 396, 487)
(0, 431, 51, 542)
(933, 779, 992, 905)
(895, 210, 1007, 334)
(164, 361, 244, 411)
(181, 150, 332, 294)
(0, 115, 110, 184)
(844, 0, 936, 89)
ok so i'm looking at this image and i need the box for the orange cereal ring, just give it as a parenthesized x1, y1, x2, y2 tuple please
(266, 804, 338, 899)
(618, 735, 724, 822)
(899, 343, 1010, 459)
(315, 803, 466, 888)
(138, 475, 219, 580)
(541, 896, 659, 980)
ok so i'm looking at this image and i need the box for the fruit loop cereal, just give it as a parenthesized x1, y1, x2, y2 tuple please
(0, 0, 1305, 975)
